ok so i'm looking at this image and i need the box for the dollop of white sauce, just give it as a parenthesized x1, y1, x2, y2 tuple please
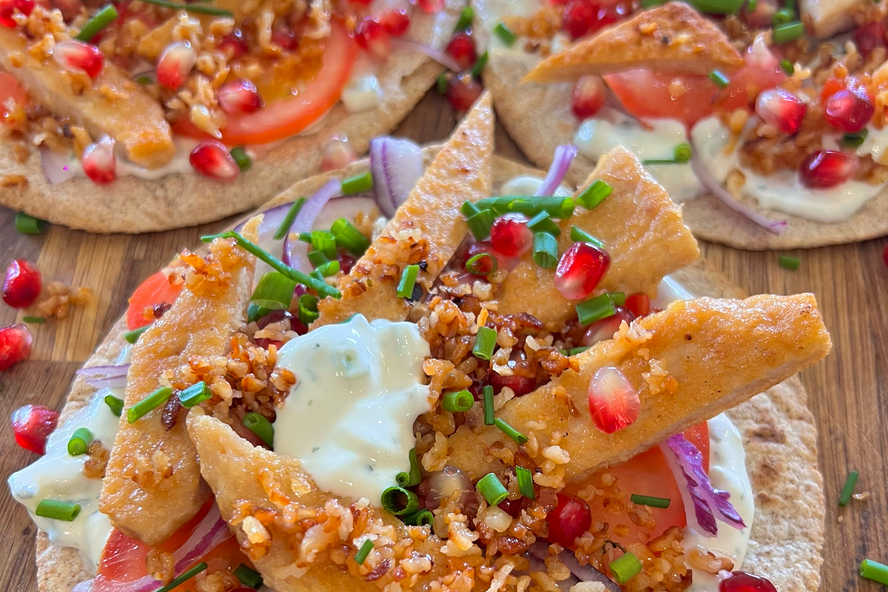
(473, 0, 543, 59)
(274, 315, 431, 502)
(500, 175, 573, 197)
(341, 73, 383, 113)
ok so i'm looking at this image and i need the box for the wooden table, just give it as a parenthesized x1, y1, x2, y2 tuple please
(0, 91, 884, 592)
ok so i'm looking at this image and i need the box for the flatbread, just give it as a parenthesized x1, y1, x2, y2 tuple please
(31, 152, 824, 592)
(0, 0, 463, 234)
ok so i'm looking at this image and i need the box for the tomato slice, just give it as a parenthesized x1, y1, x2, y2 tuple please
(0, 71, 27, 117)
(125, 270, 184, 330)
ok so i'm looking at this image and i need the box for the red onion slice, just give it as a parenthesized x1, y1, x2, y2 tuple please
(390, 38, 461, 72)
(534, 144, 578, 197)
(528, 541, 621, 592)
(41, 147, 78, 186)
(234, 202, 298, 255)
(283, 180, 341, 271)
(85, 375, 128, 389)
(76, 364, 130, 378)
(369, 136, 424, 218)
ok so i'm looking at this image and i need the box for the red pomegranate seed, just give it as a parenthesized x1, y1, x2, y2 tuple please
(355, 17, 391, 59)
(490, 213, 533, 258)
(824, 85, 874, 133)
(3, 259, 41, 308)
(190, 141, 240, 182)
(322, 136, 357, 172)
(883, 243, 888, 270)
(378, 9, 410, 37)
(799, 150, 859, 188)
(271, 27, 298, 50)
(720, 572, 778, 592)
(157, 41, 196, 90)
(0, 324, 32, 371)
(81, 136, 117, 184)
(562, 0, 629, 40)
(11, 403, 58, 454)
(52, 40, 104, 78)
(445, 32, 477, 71)
(624, 292, 650, 318)
(338, 251, 356, 275)
(445, 71, 483, 112)
(219, 31, 248, 58)
(554, 242, 610, 301)
(755, 89, 807, 134)
(0, 0, 34, 26)
(587, 366, 640, 434)
(490, 370, 537, 397)
(582, 306, 634, 347)
(572, 75, 606, 119)
(462, 241, 503, 276)
(217, 78, 261, 115)
(498, 496, 527, 518)
(742, 0, 776, 28)
(415, 0, 445, 13)
(546, 493, 591, 547)
(854, 21, 887, 58)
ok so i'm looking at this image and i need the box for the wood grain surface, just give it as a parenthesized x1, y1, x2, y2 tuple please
(0, 91, 884, 592)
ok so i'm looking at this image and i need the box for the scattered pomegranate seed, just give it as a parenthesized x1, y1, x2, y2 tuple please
(0, 0, 34, 26)
(582, 306, 634, 347)
(378, 9, 410, 37)
(854, 21, 887, 58)
(81, 136, 117, 184)
(52, 40, 104, 78)
(799, 150, 859, 188)
(218, 79, 261, 115)
(445, 32, 477, 71)
(562, 0, 630, 40)
(3, 260, 41, 308)
(11, 403, 58, 454)
(742, 0, 776, 28)
(824, 85, 874, 133)
(498, 496, 527, 518)
(587, 366, 640, 434)
(338, 251, 356, 275)
(719, 572, 778, 592)
(883, 243, 888, 270)
(415, 0, 445, 13)
(462, 241, 504, 276)
(571, 75, 606, 119)
(270, 27, 298, 51)
(219, 31, 249, 58)
(490, 370, 537, 397)
(554, 242, 610, 301)
(445, 71, 483, 112)
(322, 136, 357, 172)
(624, 292, 650, 318)
(156, 41, 196, 90)
(546, 493, 591, 547)
(755, 89, 806, 134)
(190, 141, 240, 182)
(490, 213, 533, 258)
(355, 17, 391, 59)
(0, 324, 32, 372)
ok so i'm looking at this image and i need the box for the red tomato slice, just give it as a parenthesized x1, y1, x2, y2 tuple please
(603, 70, 718, 127)
(126, 271, 184, 331)
(0, 71, 28, 117)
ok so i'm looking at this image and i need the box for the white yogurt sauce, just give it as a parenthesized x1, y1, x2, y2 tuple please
(500, 175, 573, 197)
(341, 71, 383, 113)
(473, 0, 543, 60)
(273, 315, 431, 502)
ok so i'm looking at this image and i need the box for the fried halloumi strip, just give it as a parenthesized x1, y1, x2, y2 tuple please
(496, 147, 700, 328)
(524, 2, 744, 83)
(446, 294, 831, 481)
(0, 27, 175, 169)
(99, 218, 260, 545)
(314, 92, 495, 326)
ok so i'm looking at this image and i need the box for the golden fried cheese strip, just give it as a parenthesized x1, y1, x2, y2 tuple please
(99, 218, 260, 545)
(314, 92, 495, 326)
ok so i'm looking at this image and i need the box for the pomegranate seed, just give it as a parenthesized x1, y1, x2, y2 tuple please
(445, 32, 477, 71)
(415, 0, 445, 13)
(572, 75, 606, 119)
(3, 260, 41, 308)
(799, 150, 859, 188)
(0, 324, 32, 371)
(156, 41, 196, 90)
(355, 17, 391, 59)
(498, 496, 527, 518)
(445, 72, 483, 112)
(562, 0, 629, 40)
(190, 141, 240, 182)
(82, 136, 116, 184)
(546, 493, 591, 547)
(52, 40, 104, 78)
(0, 0, 34, 26)
(624, 292, 650, 318)
(490, 213, 533, 258)
(462, 242, 504, 276)
(742, 0, 776, 28)
(554, 242, 610, 301)
(11, 403, 58, 454)
(378, 9, 410, 37)
(587, 366, 640, 434)
(720, 572, 778, 592)
(824, 85, 874, 133)
(854, 21, 887, 58)
(582, 306, 634, 346)
(219, 31, 249, 58)
(883, 243, 888, 270)
(271, 27, 298, 50)
(338, 251, 356, 275)
(755, 89, 807, 134)
(490, 371, 537, 397)
(350, 0, 373, 5)
(322, 136, 357, 172)
(217, 79, 261, 115)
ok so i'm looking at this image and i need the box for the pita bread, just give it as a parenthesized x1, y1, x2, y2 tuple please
(0, 0, 463, 234)
(28, 153, 823, 592)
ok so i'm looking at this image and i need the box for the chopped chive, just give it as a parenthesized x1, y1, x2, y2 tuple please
(476, 473, 509, 506)
(568, 346, 589, 355)
(233, 564, 263, 589)
(773, 21, 803, 43)
(576, 293, 618, 326)
(772, 6, 794, 25)
(135, 0, 232, 16)
(630, 494, 671, 508)
(475, 196, 575, 219)
(104, 395, 124, 417)
(708, 70, 730, 88)
(127, 387, 172, 423)
(576, 180, 612, 210)
(494, 418, 528, 444)
(674, 143, 692, 163)
(532, 232, 558, 269)
(249, 272, 297, 322)
(483, 385, 495, 425)
(609, 552, 642, 584)
(494, 22, 517, 46)
(437, 72, 448, 94)
(780, 59, 794, 75)
(526, 211, 561, 236)
(442, 390, 474, 413)
(67, 427, 93, 456)
(688, 0, 745, 14)
(608, 291, 626, 306)
(466, 209, 495, 240)
(35, 499, 81, 521)
(341, 171, 373, 195)
(75, 4, 118, 41)
(461, 200, 481, 217)
(841, 129, 868, 148)
(471, 51, 489, 78)
(125, 325, 150, 344)
(473, 326, 497, 361)
(298, 232, 313, 243)
(746, 0, 757, 11)
(22, 316, 46, 324)
(178, 381, 212, 408)
(839, 470, 859, 507)
(465, 253, 497, 276)
(230, 147, 252, 171)
(396, 448, 422, 487)
(317, 260, 340, 277)
(298, 293, 320, 326)
(516, 466, 535, 499)
(15, 212, 48, 235)
(243, 412, 274, 448)
(397, 264, 420, 298)
(308, 249, 329, 268)
(310, 230, 337, 260)
(331, 217, 371, 255)
(860, 559, 888, 585)
(355, 540, 374, 565)
(136, 75, 153, 84)
(570, 226, 604, 248)
(273, 198, 306, 240)
(778, 255, 800, 270)
(154, 563, 209, 592)
(454, 6, 473, 31)
(640, 0, 668, 5)
(381, 486, 420, 516)
(402, 508, 434, 527)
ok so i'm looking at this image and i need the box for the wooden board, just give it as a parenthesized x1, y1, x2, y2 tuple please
(0, 91, 885, 592)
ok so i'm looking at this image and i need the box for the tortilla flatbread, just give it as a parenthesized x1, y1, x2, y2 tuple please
(30, 152, 824, 592)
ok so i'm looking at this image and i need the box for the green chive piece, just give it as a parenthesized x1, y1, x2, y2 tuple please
(466, 209, 495, 240)
(476, 473, 509, 506)
(233, 564, 263, 589)
(471, 51, 489, 78)
(780, 59, 794, 75)
(127, 387, 172, 423)
(526, 211, 561, 236)
(125, 325, 150, 344)
(570, 226, 604, 248)
(640, 0, 668, 5)
(709, 70, 730, 88)
(772, 6, 794, 25)
(674, 143, 692, 163)
(442, 390, 474, 413)
(355, 539, 374, 565)
(317, 260, 340, 277)
(396, 448, 422, 488)
(35, 499, 81, 521)
(576, 180, 612, 210)
(860, 559, 888, 585)
(331, 217, 371, 255)
(273, 198, 306, 240)
(136, 0, 232, 16)
(155, 563, 209, 592)
(746, 0, 757, 11)
(532, 232, 558, 269)
(576, 293, 617, 326)
(310, 230, 337, 260)
(839, 470, 859, 507)
(608, 292, 626, 306)
(476, 196, 575, 219)
(473, 326, 497, 361)
(778, 255, 800, 270)
(688, 0, 745, 14)
(402, 509, 434, 527)
(630, 494, 671, 508)
(178, 381, 212, 408)
(494, 22, 517, 46)
(249, 272, 297, 322)
(341, 171, 373, 195)
(437, 72, 448, 94)
(230, 147, 252, 172)
(298, 293, 320, 326)
(773, 21, 803, 44)
(136, 75, 153, 85)
(841, 129, 868, 148)
(104, 395, 124, 417)
(397, 264, 420, 298)
(311, 251, 332, 271)
(461, 200, 481, 217)
(243, 412, 274, 448)
(454, 6, 473, 31)
(381, 486, 420, 516)
(483, 385, 495, 426)
(494, 418, 528, 444)
(516, 466, 535, 499)
(67, 427, 93, 456)
(610, 552, 642, 584)
(22, 316, 46, 324)
(15, 212, 48, 235)
(75, 4, 118, 41)
(298, 232, 313, 243)
(465, 253, 497, 276)
(568, 346, 589, 356)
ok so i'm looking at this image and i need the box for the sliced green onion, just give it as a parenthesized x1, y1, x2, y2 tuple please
(839, 470, 859, 507)
(381, 486, 420, 516)
(248, 272, 297, 322)
(526, 211, 561, 236)
(532, 232, 558, 269)
(136, 75, 154, 85)
(476, 473, 508, 506)
(127, 387, 172, 423)
(136, 0, 230, 14)
(466, 209, 495, 240)
(465, 253, 497, 275)
(577, 293, 619, 326)
(310, 230, 337, 260)
(125, 325, 150, 344)
(494, 22, 517, 46)
(67, 427, 93, 456)
(397, 264, 420, 298)
(860, 559, 888, 585)
(494, 418, 528, 444)
(630, 494, 671, 508)
(396, 448, 422, 488)
(780, 59, 794, 75)
(609, 552, 642, 584)
(104, 395, 124, 417)
(442, 390, 474, 413)
(841, 129, 868, 148)
(708, 70, 730, 88)
(746, 0, 757, 11)
(22, 316, 46, 324)
(243, 412, 274, 447)
(608, 291, 626, 306)
(178, 381, 212, 408)
(233, 564, 263, 589)
(308, 249, 329, 268)
(341, 171, 373, 195)
(772, 6, 794, 25)
(35, 499, 81, 521)
(576, 180, 612, 210)
(273, 198, 306, 240)
(317, 260, 340, 277)
(355, 539, 374, 565)
(16, 212, 48, 235)
(569, 226, 604, 248)
(674, 143, 692, 163)
(75, 4, 118, 41)
(402, 509, 434, 527)
(437, 72, 448, 94)
(516, 466, 535, 499)
(454, 6, 473, 31)
(688, 0, 745, 14)
(773, 21, 803, 43)
(331, 217, 371, 255)
(471, 51, 489, 78)
(483, 385, 495, 425)
(778, 255, 800, 270)
(298, 293, 320, 326)
(568, 346, 589, 356)
(230, 147, 252, 172)
(640, 0, 668, 5)
(461, 200, 481, 217)
(476, 196, 575, 219)
(155, 563, 209, 592)
(473, 326, 497, 361)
